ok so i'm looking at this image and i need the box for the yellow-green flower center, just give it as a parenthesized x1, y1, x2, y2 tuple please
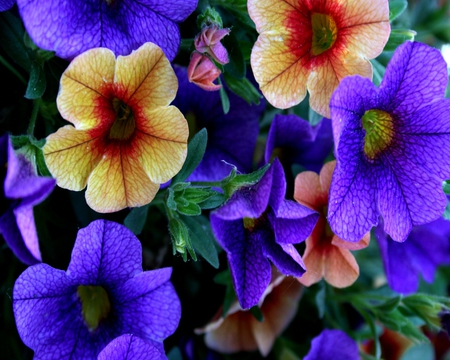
(311, 13, 338, 56)
(109, 98, 136, 140)
(243, 217, 256, 230)
(77, 285, 111, 331)
(361, 109, 394, 160)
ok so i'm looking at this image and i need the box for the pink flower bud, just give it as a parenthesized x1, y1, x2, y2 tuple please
(194, 26, 230, 65)
(187, 52, 222, 91)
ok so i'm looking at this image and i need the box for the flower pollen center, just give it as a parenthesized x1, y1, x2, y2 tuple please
(109, 98, 136, 141)
(77, 285, 111, 332)
(243, 217, 257, 231)
(311, 13, 337, 56)
(362, 109, 394, 160)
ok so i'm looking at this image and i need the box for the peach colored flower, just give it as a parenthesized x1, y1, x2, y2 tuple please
(196, 268, 302, 356)
(43, 42, 188, 213)
(248, 0, 390, 117)
(294, 161, 369, 288)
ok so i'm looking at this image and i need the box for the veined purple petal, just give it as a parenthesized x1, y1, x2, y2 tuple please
(262, 240, 305, 277)
(304, 329, 359, 360)
(98, 335, 166, 360)
(0, 0, 15, 11)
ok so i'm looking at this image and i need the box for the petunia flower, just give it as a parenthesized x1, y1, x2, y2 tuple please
(173, 66, 264, 182)
(328, 41, 450, 242)
(16, 0, 197, 61)
(196, 267, 303, 356)
(43, 42, 188, 213)
(304, 329, 359, 360)
(294, 161, 369, 288)
(97, 334, 165, 360)
(248, 0, 390, 117)
(194, 26, 230, 65)
(210, 159, 318, 309)
(13, 220, 181, 359)
(264, 114, 333, 173)
(187, 52, 222, 91)
(0, 0, 14, 11)
(375, 217, 450, 294)
(0, 134, 55, 265)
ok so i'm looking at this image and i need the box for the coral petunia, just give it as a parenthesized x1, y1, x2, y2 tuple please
(43, 42, 188, 213)
(294, 161, 369, 288)
(248, 0, 390, 117)
(328, 41, 450, 242)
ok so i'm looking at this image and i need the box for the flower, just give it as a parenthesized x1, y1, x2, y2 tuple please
(16, 0, 197, 60)
(173, 66, 264, 182)
(328, 41, 450, 242)
(248, 0, 390, 117)
(194, 26, 230, 65)
(187, 52, 222, 91)
(0, 134, 55, 265)
(264, 114, 333, 173)
(196, 267, 303, 356)
(43, 42, 188, 213)
(210, 159, 318, 309)
(304, 329, 359, 360)
(13, 220, 181, 359)
(294, 161, 369, 288)
(0, 0, 15, 11)
(97, 334, 165, 360)
(375, 217, 450, 294)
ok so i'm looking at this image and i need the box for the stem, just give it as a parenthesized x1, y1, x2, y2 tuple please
(27, 99, 40, 136)
(0, 55, 27, 85)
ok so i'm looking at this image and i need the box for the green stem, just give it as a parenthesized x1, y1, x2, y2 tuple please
(27, 99, 40, 136)
(0, 55, 27, 85)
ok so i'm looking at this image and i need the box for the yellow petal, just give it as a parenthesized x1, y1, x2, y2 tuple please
(115, 42, 178, 108)
(57, 48, 116, 130)
(85, 144, 159, 213)
(43, 125, 104, 191)
(248, 0, 304, 33)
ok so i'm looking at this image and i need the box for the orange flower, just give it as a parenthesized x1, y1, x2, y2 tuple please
(294, 161, 369, 288)
(248, 0, 390, 117)
(196, 268, 302, 356)
(43, 43, 188, 213)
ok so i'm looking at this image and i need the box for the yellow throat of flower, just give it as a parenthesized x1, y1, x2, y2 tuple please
(311, 13, 338, 56)
(362, 109, 394, 160)
(109, 98, 136, 141)
(77, 285, 111, 332)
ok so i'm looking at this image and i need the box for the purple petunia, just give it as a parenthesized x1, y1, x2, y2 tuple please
(0, 0, 15, 11)
(173, 66, 264, 182)
(375, 217, 450, 294)
(328, 41, 450, 242)
(210, 159, 318, 309)
(0, 134, 55, 265)
(16, 0, 198, 60)
(304, 329, 359, 360)
(13, 220, 180, 359)
(98, 334, 165, 360)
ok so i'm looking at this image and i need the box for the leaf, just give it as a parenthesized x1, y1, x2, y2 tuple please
(25, 60, 46, 99)
(182, 215, 219, 268)
(223, 73, 262, 105)
(371, 59, 385, 87)
(168, 217, 197, 262)
(176, 201, 202, 216)
(315, 282, 326, 319)
(223, 32, 246, 79)
(384, 29, 416, 52)
(308, 106, 323, 126)
(359, 309, 381, 359)
(222, 163, 270, 198)
(172, 128, 208, 184)
(0, 12, 31, 71)
(219, 77, 230, 114)
(389, 0, 408, 21)
(124, 205, 150, 235)
(250, 306, 264, 322)
(35, 147, 52, 177)
(374, 295, 402, 314)
(198, 192, 227, 209)
(182, 187, 216, 204)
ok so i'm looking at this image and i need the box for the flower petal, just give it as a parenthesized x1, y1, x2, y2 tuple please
(98, 334, 165, 360)
(304, 329, 359, 360)
(323, 246, 359, 288)
(294, 171, 323, 209)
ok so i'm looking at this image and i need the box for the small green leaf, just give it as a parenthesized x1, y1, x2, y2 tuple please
(223, 73, 262, 105)
(384, 30, 416, 52)
(222, 163, 270, 198)
(35, 147, 52, 177)
(374, 295, 402, 314)
(196, 6, 223, 28)
(182, 187, 216, 204)
(308, 107, 323, 126)
(198, 192, 227, 209)
(10, 134, 30, 149)
(176, 201, 202, 216)
(219, 77, 230, 114)
(124, 205, 150, 235)
(25, 61, 46, 99)
(389, 0, 408, 21)
(172, 128, 208, 184)
(371, 59, 386, 87)
(250, 306, 264, 322)
(167, 189, 178, 210)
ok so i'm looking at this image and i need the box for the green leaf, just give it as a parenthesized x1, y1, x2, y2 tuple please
(124, 205, 150, 235)
(315, 282, 326, 319)
(374, 295, 402, 313)
(371, 59, 385, 86)
(222, 163, 270, 198)
(167, 189, 178, 210)
(168, 217, 197, 261)
(389, 0, 408, 21)
(25, 61, 46, 99)
(0, 12, 31, 71)
(198, 192, 227, 209)
(308, 107, 323, 126)
(384, 30, 416, 52)
(250, 306, 264, 322)
(359, 309, 381, 359)
(219, 77, 230, 114)
(35, 147, 52, 177)
(176, 201, 202, 216)
(196, 6, 223, 28)
(182, 187, 216, 204)
(172, 128, 208, 184)
(182, 215, 219, 268)
(223, 32, 246, 79)
(10, 135, 30, 149)
(223, 72, 262, 105)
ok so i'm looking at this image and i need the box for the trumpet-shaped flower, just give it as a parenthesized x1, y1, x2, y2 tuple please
(16, 0, 197, 60)
(248, 0, 390, 117)
(98, 334, 165, 360)
(294, 161, 369, 288)
(43, 42, 188, 213)
(328, 41, 450, 242)
(13, 220, 181, 359)
(194, 26, 230, 65)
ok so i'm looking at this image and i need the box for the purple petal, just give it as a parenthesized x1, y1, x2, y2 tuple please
(0, 0, 15, 11)
(380, 41, 448, 119)
(304, 329, 359, 360)
(98, 335, 166, 360)
(66, 220, 142, 287)
(262, 240, 305, 277)
(268, 158, 286, 213)
(13, 205, 41, 261)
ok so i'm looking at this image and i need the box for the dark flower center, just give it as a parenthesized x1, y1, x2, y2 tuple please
(109, 98, 136, 141)
(311, 13, 338, 56)
(77, 285, 111, 331)
(361, 109, 394, 160)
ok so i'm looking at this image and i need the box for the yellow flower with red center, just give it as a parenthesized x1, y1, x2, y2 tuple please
(43, 42, 188, 213)
(249, 0, 390, 117)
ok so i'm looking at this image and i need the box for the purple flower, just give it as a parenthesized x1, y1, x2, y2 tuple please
(98, 334, 165, 360)
(328, 41, 450, 242)
(210, 159, 318, 309)
(304, 329, 359, 360)
(13, 220, 181, 359)
(0, 134, 55, 265)
(375, 217, 450, 294)
(264, 114, 334, 173)
(173, 66, 264, 182)
(16, 0, 198, 60)
(0, 0, 15, 11)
